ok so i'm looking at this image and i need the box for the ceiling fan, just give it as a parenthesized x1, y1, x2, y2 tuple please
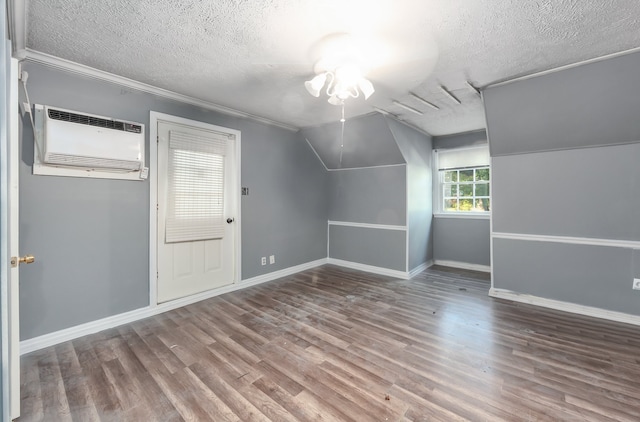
(303, 33, 377, 106)
(300, 32, 439, 111)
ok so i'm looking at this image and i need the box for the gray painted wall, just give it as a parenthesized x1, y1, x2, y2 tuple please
(302, 113, 405, 170)
(19, 62, 327, 340)
(241, 126, 328, 278)
(492, 144, 640, 241)
(486, 50, 640, 316)
(325, 117, 435, 274)
(433, 129, 487, 150)
(328, 165, 406, 226)
(329, 225, 406, 272)
(432, 131, 491, 268)
(484, 51, 640, 156)
(434, 218, 490, 266)
(494, 238, 639, 315)
(386, 118, 433, 271)
(327, 164, 407, 270)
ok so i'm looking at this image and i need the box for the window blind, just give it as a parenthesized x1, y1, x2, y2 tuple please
(437, 145, 490, 170)
(165, 130, 227, 243)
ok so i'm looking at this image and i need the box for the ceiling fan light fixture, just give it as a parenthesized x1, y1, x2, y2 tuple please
(327, 95, 343, 106)
(358, 78, 375, 99)
(305, 63, 374, 105)
(304, 73, 328, 97)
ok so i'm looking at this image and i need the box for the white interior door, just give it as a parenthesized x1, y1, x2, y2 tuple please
(157, 119, 237, 303)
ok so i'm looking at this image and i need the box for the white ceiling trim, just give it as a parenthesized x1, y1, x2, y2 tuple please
(486, 45, 640, 90)
(21, 49, 299, 132)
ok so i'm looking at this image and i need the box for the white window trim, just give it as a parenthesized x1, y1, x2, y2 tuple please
(433, 145, 491, 217)
(433, 213, 490, 220)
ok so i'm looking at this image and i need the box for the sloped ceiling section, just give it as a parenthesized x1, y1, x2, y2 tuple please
(433, 129, 487, 150)
(484, 50, 640, 156)
(302, 113, 406, 170)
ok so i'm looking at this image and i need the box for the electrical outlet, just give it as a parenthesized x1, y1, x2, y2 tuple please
(261, 257, 266, 266)
(269, 255, 275, 265)
(633, 279, 640, 290)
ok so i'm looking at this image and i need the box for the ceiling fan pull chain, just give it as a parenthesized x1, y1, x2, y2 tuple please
(339, 102, 346, 165)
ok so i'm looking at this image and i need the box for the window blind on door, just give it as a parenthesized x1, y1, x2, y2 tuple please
(165, 130, 227, 243)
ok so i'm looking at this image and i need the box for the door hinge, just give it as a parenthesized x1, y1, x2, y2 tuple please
(157, 271, 159, 279)
(157, 135, 159, 143)
(156, 203, 159, 210)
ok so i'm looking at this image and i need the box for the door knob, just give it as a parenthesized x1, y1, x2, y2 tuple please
(226, 218, 234, 224)
(10, 254, 35, 268)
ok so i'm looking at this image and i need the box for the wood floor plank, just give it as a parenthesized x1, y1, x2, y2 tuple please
(19, 351, 44, 422)
(252, 377, 322, 422)
(18, 264, 640, 421)
(70, 336, 123, 421)
(54, 342, 100, 422)
(37, 349, 72, 422)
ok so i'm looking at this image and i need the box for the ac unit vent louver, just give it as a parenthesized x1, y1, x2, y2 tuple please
(47, 108, 142, 134)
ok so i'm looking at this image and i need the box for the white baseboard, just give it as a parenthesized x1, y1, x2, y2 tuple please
(239, 258, 328, 286)
(327, 258, 409, 279)
(433, 260, 491, 273)
(20, 258, 327, 355)
(408, 260, 433, 278)
(489, 288, 640, 327)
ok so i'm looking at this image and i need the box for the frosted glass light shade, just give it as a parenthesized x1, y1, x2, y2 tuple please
(304, 73, 327, 97)
(327, 95, 343, 105)
(358, 78, 375, 99)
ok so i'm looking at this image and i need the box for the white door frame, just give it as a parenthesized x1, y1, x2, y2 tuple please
(149, 111, 241, 308)
(1, 54, 20, 420)
(4, 57, 20, 421)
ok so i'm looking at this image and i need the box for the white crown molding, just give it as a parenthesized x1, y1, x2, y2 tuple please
(489, 288, 640, 327)
(7, 0, 27, 55)
(433, 260, 491, 273)
(328, 220, 407, 231)
(328, 258, 409, 280)
(19, 49, 299, 132)
(492, 232, 640, 249)
(21, 258, 327, 355)
(486, 46, 640, 89)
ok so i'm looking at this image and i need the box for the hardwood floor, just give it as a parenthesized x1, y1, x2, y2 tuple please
(18, 265, 640, 421)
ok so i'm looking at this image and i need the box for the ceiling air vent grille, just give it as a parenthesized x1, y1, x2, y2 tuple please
(47, 108, 142, 133)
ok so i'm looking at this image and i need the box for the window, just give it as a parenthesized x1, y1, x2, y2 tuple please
(442, 167, 490, 212)
(435, 145, 490, 214)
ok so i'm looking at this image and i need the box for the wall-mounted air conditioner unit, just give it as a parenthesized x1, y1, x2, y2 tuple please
(33, 104, 145, 178)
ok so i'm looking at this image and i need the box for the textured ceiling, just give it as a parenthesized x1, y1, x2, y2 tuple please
(24, 0, 640, 135)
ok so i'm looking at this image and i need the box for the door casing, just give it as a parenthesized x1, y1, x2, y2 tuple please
(149, 111, 241, 308)
(7, 57, 20, 421)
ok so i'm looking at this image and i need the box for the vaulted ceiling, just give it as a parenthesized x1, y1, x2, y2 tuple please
(12, 0, 640, 135)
